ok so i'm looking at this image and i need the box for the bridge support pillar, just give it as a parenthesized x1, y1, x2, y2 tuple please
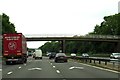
(62, 40, 66, 53)
(115, 42, 120, 53)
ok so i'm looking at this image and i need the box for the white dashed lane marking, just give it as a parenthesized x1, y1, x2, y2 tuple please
(18, 66, 22, 69)
(53, 66, 56, 68)
(7, 71, 13, 75)
(69, 66, 84, 70)
(56, 70, 60, 73)
(28, 68, 42, 71)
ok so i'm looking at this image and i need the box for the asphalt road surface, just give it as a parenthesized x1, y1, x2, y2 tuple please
(0, 57, 2, 80)
(2, 57, 119, 80)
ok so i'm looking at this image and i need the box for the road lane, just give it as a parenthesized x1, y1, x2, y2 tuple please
(3, 57, 62, 78)
(50, 58, 118, 78)
(2, 56, 119, 79)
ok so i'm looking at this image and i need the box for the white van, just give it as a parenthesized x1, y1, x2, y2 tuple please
(34, 49, 42, 59)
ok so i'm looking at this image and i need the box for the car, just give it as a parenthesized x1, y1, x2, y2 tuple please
(46, 52, 51, 56)
(28, 52, 33, 56)
(33, 52, 35, 58)
(110, 53, 120, 59)
(82, 53, 89, 57)
(70, 53, 76, 57)
(70, 53, 76, 58)
(49, 52, 56, 59)
(34, 49, 42, 59)
(54, 53, 67, 63)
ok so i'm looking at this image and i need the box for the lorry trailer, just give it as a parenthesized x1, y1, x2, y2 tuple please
(3, 33, 27, 64)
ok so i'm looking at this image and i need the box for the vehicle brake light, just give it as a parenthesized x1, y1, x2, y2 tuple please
(4, 34, 7, 35)
(17, 53, 22, 55)
(4, 54, 8, 56)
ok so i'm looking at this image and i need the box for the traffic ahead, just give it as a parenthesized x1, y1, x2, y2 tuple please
(2, 33, 119, 80)
(2, 56, 119, 80)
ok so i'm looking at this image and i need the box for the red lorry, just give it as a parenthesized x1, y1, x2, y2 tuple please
(3, 33, 27, 64)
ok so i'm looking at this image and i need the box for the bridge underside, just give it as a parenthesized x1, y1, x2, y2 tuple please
(26, 37, 120, 53)
(26, 37, 120, 42)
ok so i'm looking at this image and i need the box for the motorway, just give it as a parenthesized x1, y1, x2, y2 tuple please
(0, 57, 2, 80)
(2, 56, 119, 80)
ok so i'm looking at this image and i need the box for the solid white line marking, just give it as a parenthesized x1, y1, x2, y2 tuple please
(7, 71, 13, 75)
(56, 70, 60, 73)
(18, 66, 21, 69)
(0, 69, 2, 71)
(79, 63, 119, 73)
(53, 66, 56, 68)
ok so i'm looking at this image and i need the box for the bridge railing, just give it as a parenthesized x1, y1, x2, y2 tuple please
(25, 34, 75, 37)
(25, 34, 120, 39)
(84, 35, 120, 39)
(1, 34, 119, 39)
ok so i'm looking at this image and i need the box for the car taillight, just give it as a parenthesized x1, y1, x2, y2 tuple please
(5, 51, 8, 52)
(4, 54, 8, 56)
(17, 53, 22, 55)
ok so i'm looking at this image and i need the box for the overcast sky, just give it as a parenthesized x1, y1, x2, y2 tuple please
(0, 0, 119, 48)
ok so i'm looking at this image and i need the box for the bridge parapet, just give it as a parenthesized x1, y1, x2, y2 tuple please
(84, 35, 120, 39)
(25, 34, 120, 39)
(25, 34, 75, 37)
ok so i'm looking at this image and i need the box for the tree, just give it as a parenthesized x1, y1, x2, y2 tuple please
(39, 41, 60, 53)
(2, 13, 17, 34)
(39, 13, 120, 55)
(93, 13, 120, 35)
(0, 15, 2, 34)
(89, 13, 120, 53)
